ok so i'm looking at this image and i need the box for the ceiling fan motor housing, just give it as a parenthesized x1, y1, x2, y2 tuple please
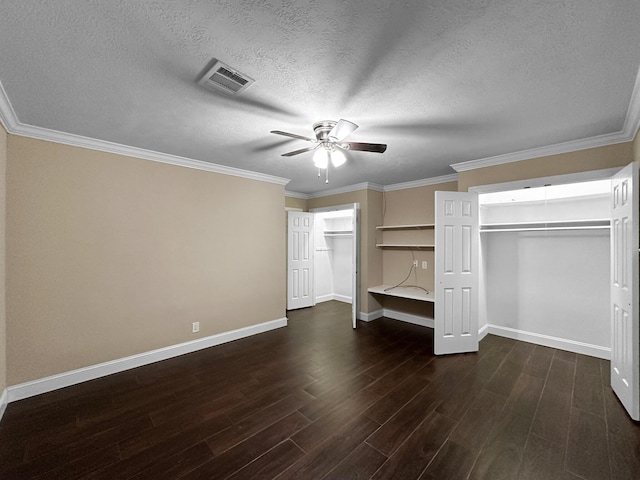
(313, 120, 337, 141)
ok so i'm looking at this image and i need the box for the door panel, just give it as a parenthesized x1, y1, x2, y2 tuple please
(351, 204, 359, 329)
(435, 191, 479, 355)
(610, 162, 639, 420)
(288, 212, 314, 310)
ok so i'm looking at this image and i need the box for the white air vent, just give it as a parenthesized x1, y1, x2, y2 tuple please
(198, 60, 254, 95)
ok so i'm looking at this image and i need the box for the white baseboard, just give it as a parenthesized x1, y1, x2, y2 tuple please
(383, 309, 434, 328)
(0, 388, 7, 422)
(315, 294, 352, 304)
(6, 317, 288, 403)
(478, 323, 489, 341)
(333, 294, 352, 304)
(359, 309, 383, 322)
(487, 324, 611, 360)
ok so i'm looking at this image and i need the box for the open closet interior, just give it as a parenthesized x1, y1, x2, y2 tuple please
(478, 178, 612, 358)
(313, 208, 354, 304)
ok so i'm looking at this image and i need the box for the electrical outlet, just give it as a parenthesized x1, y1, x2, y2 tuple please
(192, 322, 200, 333)
(413, 260, 418, 267)
(422, 261, 428, 269)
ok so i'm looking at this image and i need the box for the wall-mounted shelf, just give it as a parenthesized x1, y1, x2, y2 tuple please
(480, 219, 610, 233)
(376, 224, 435, 230)
(376, 223, 435, 248)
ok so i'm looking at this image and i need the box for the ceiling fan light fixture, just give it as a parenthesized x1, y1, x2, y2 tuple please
(313, 148, 329, 169)
(330, 148, 346, 167)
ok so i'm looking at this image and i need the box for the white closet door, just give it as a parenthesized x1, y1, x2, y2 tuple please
(288, 212, 314, 310)
(351, 204, 359, 329)
(610, 162, 639, 420)
(434, 191, 479, 355)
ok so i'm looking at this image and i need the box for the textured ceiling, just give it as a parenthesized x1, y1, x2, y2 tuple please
(1, 0, 640, 194)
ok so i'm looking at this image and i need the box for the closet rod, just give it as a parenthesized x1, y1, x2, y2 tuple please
(480, 225, 610, 233)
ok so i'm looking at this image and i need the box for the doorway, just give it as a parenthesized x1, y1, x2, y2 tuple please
(470, 163, 638, 420)
(287, 203, 360, 328)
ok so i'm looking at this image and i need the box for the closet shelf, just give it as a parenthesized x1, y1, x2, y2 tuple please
(376, 223, 435, 230)
(324, 230, 353, 237)
(376, 243, 435, 249)
(480, 219, 610, 233)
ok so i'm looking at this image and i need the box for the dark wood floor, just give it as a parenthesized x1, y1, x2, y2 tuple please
(1, 301, 639, 479)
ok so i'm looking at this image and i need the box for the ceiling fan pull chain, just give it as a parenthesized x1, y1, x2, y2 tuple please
(325, 166, 329, 184)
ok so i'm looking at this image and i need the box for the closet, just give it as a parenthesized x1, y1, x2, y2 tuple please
(312, 208, 355, 304)
(478, 178, 612, 358)
(469, 162, 638, 420)
(287, 204, 359, 328)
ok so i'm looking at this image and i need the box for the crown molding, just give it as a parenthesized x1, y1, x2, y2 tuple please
(284, 190, 310, 200)
(0, 81, 290, 186)
(450, 130, 631, 173)
(623, 64, 640, 141)
(383, 173, 459, 192)
(304, 182, 384, 199)
(0, 81, 19, 132)
(451, 65, 640, 173)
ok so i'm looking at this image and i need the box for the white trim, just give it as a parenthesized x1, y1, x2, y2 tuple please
(0, 82, 19, 132)
(487, 324, 610, 360)
(6, 317, 287, 403)
(359, 309, 383, 322)
(383, 174, 459, 192)
(305, 182, 384, 199)
(315, 293, 352, 304)
(478, 324, 489, 341)
(285, 190, 310, 200)
(468, 167, 621, 194)
(623, 65, 640, 141)
(450, 132, 632, 173)
(383, 308, 434, 328)
(0, 389, 8, 422)
(310, 203, 358, 214)
(0, 81, 289, 186)
(333, 294, 352, 304)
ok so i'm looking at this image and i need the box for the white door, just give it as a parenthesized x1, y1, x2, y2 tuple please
(434, 191, 479, 355)
(351, 204, 360, 328)
(288, 211, 314, 310)
(610, 162, 639, 420)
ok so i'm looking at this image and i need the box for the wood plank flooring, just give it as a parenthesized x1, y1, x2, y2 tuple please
(1, 301, 638, 479)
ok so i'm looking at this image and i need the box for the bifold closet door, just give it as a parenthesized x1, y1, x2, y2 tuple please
(351, 205, 359, 329)
(287, 211, 314, 310)
(434, 191, 479, 355)
(610, 162, 639, 420)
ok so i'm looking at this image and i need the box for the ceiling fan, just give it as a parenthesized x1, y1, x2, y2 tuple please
(270, 119, 387, 183)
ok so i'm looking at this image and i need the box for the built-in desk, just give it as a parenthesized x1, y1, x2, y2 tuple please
(367, 285, 435, 328)
(367, 285, 434, 303)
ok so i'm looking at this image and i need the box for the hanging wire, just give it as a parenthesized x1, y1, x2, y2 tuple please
(384, 249, 430, 294)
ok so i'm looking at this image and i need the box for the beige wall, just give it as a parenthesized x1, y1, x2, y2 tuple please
(0, 124, 6, 396)
(634, 128, 640, 165)
(458, 142, 634, 191)
(285, 195, 308, 211)
(6, 136, 286, 385)
(308, 189, 383, 314)
(380, 182, 457, 295)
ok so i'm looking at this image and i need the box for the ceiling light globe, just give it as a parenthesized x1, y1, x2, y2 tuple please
(313, 148, 329, 169)
(330, 148, 346, 167)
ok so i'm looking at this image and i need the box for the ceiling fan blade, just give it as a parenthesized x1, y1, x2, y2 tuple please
(281, 145, 320, 157)
(329, 119, 359, 141)
(270, 130, 315, 142)
(345, 142, 387, 153)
